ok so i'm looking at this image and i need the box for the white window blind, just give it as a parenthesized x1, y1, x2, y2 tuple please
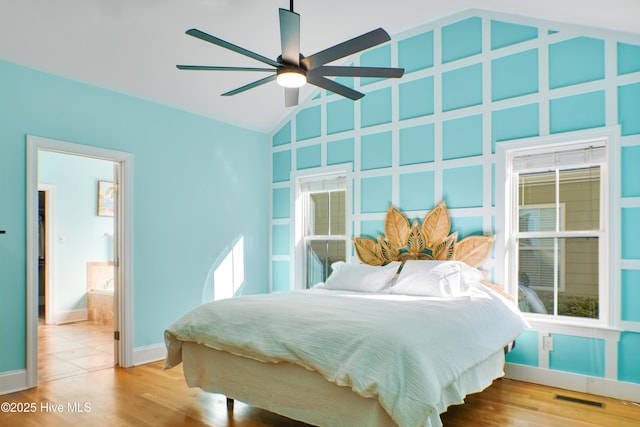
(299, 175, 346, 193)
(512, 144, 606, 172)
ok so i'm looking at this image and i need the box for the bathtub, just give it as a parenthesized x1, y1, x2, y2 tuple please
(87, 261, 114, 326)
(88, 287, 113, 326)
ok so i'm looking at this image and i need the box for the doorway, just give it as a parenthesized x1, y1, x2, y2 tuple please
(36, 156, 116, 382)
(26, 135, 134, 389)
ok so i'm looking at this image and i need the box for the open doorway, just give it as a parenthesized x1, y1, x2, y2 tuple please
(26, 135, 134, 389)
(36, 154, 116, 382)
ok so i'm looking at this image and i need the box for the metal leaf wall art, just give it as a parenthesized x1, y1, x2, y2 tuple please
(352, 201, 495, 268)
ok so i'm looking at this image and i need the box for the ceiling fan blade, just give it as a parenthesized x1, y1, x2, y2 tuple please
(177, 65, 276, 72)
(186, 28, 281, 68)
(307, 74, 364, 100)
(279, 8, 300, 65)
(311, 65, 404, 78)
(222, 74, 277, 96)
(301, 28, 391, 70)
(285, 87, 299, 107)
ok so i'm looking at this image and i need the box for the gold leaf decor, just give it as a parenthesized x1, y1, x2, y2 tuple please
(352, 201, 495, 268)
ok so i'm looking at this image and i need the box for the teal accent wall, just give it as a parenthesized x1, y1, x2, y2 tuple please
(492, 103, 540, 152)
(491, 20, 538, 50)
(296, 144, 321, 170)
(271, 261, 290, 292)
(272, 150, 291, 182)
(442, 17, 482, 63)
(621, 208, 640, 259)
(491, 49, 539, 101)
(622, 270, 640, 322)
(442, 63, 483, 111)
(618, 83, 640, 136)
(618, 42, 640, 75)
(327, 99, 355, 134)
(619, 332, 640, 383)
(549, 334, 605, 377)
(361, 131, 392, 170)
(296, 106, 321, 141)
(549, 37, 605, 89)
(399, 76, 434, 120)
(398, 31, 434, 73)
(506, 330, 539, 366)
(272, 122, 291, 146)
(361, 45, 391, 86)
(621, 145, 640, 197)
(272, 188, 290, 219)
(549, 90, 605, 134)
(400, 124, 434, 165)
(361, 87, 392, 127)
(0, 58, 268, 373)
(272, 225, 290, 255)
(268, 11, 640, 389)
(442, 165, 483, 208)
(442, 114, 483, 160)
(400, 171, 435, 211)
(361, 176, 392, 213)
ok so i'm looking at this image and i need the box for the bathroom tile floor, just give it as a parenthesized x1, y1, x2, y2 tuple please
(38, 319, 114, 382)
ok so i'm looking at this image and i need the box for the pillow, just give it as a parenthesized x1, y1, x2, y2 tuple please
(322, 261, 401, 292)
(390, 260, 485, 297)
(399, 259, 484, 283)
(398, 260, 446, 275)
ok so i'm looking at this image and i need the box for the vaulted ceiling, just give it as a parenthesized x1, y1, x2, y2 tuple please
(1, 0, 638, 133)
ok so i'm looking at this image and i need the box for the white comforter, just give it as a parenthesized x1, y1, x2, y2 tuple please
(165, 284, 527, 427)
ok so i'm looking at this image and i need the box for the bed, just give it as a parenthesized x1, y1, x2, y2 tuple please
(164, 202, 528, 427)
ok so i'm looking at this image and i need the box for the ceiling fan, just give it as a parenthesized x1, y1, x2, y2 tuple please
(177, 0, 405, 107)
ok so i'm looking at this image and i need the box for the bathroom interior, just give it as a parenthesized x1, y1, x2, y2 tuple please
(37, 151, 116, 381)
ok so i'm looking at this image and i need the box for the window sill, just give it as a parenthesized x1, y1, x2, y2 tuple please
(525, 317, 622, 341)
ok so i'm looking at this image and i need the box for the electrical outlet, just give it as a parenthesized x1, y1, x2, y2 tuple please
(543, 335, 554, 351)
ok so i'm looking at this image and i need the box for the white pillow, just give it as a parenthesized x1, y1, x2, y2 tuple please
(398, 260, 447, 275)
(322, 261, 401, 292)
(390, 260, 484, 297)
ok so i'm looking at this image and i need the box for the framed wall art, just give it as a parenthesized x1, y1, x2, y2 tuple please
(97, 180, 114, 217)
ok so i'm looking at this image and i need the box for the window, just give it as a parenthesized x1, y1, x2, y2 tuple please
(502, 139, 609, 324)
(298, 174, 348, 288)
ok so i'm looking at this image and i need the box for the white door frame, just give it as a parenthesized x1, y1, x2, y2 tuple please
(26, 135, 134, 388)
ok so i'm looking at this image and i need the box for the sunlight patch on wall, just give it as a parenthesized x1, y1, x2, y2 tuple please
(214, 236, 245, 301)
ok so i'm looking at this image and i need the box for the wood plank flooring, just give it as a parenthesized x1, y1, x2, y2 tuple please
(4, 321, 638, 426)
(2, 360, 639, 426)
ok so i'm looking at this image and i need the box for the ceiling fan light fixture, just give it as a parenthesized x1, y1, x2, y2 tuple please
(276, 67, 307, 88)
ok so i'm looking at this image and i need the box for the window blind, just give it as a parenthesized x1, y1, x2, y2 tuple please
(513, 144, 606, 172)
(299, 175, 346, 192)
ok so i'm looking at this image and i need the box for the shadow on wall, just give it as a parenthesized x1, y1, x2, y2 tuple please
(201, 235, 246, 303)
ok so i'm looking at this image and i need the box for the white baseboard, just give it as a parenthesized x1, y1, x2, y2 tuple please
(0, 369, 27, 395)
(133, 344, 167, 366)
(506, 363, 640, 402)
(54, 308, 88, 324)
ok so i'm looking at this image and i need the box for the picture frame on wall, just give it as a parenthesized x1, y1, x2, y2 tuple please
(97, 180, 114, 217)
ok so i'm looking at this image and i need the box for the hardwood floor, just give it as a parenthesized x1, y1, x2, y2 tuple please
(2, 360, 639, 426)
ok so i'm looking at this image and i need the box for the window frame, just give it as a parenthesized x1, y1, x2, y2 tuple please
(292, 167, 352, 290)
(496, 127, 620, 330)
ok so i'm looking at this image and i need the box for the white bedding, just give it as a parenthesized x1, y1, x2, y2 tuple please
(165, 284, 527, 427)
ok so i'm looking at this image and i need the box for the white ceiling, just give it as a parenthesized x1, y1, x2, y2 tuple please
(1, 0, 638, 133)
